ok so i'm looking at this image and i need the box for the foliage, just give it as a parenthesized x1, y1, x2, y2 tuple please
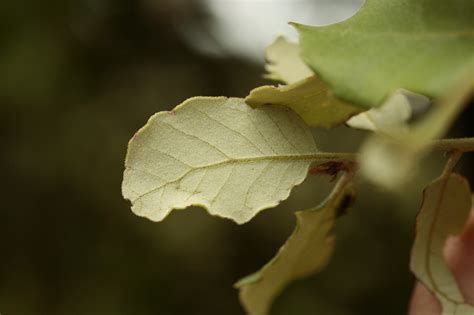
(360, 73, 474, 188)
(262, 36, 312, 85)
(246, 37, 362, 128)
(294, 0, 474, 107)
(246, 76, 362, 129)
(122, 0, 474, 314)
(410, 154, 474, 315)
(123, 97, 325, 224)
(346, 89, 429, 135)
(235, 173, 355, 315)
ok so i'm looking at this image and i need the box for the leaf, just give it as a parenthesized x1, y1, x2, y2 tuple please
(294, 0, 474, 107)
(122, 97, 332, 224)
(410, 172, 474, 314)
(246, 76, 363, 128)
(410, 71, 474, 144)
(247, 36, 363, 128)
(235, 174, 355, 315)
(359, 73, 473, 189)
(359, 137, 417, 189)
(263, 36, 313, 85)
(346, 89, 430, 135)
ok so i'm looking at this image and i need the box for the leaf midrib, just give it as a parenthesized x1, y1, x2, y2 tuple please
(129, 152, 349, 203)
(425, 175, 464, 305)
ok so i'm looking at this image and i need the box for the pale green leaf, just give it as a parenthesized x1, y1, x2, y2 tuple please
(359, 137, 416, 188)
(264, 36, 312, 84)
(359, 73, 473, 189)
(347, 89, 430, 135)
(294, 0, 474, 107)
(122, 97, 329, 224)
(410, 172, 474, 315)
(410, 71, 474, 144)
(235, 175, 355, 315)
(246, 76, 363, 128)
(248, 36, 363, 128)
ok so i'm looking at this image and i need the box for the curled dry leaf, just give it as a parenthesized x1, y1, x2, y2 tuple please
(235, 174, 356, 315)
(410, 172, 474, 314)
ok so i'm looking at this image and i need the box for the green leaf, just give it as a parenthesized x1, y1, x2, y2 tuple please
(410, 172, 474, 314)
(247, 36, 363, 128)
(263, 36, 313, 85)
(410, 72, 474, 144)
(294, 0, 474, 107)
(122, 97, 332, 224)
(359, 74, 473, 189)
(246, 76, 362, 128)
(235, 174, 355, 315)
(347, 89, 429, 135)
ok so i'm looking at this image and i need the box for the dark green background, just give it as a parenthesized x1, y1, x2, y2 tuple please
(1, 1, 473, 314)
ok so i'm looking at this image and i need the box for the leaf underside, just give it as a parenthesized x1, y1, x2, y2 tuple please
(122, 97, 322, 224)
(235, 178, 355, 315)
(263, 36, 313, 85)
(295, 0, 474, 107)
(246, 76, 362, 129)
(247, 36, 363, 129)
(411, 173, 474, 315)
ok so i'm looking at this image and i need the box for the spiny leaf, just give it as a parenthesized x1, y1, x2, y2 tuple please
(294, 0, 474, 107)
(359, 73, 473, 189)
(235, 175, 356, 315)
(410, 172, 474, 314)
(246, 76, 362, 128)
(263, 36, 312, 84)
(122, 97, 336, 224)
(347, 89, 430, 135)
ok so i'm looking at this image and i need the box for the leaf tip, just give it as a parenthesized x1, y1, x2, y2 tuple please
(234, 272, 262, 289)
(288, 21, 306, 32)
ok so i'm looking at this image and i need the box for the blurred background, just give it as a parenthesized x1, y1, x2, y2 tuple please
(1, 0, 473, 314)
